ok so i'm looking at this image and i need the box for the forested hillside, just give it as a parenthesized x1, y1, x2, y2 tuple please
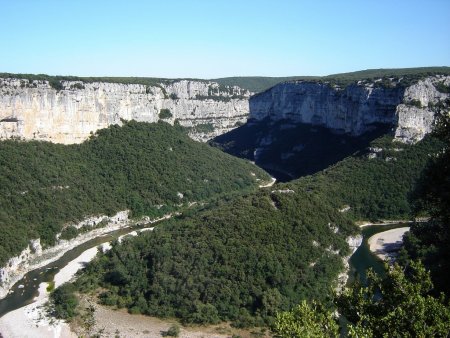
(401, 114, 450, 296)
(285, 135, 443, 221)
(69, 184, 357, 327)
(0, 121, 269, 266)
(213, 119, 443, 220)
(57, 131, 443, 327)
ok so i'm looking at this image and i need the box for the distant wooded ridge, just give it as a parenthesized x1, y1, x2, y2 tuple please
(1, 66, 449, 93)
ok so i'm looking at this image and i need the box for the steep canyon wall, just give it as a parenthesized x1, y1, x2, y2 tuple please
(249, 76, 450, 143)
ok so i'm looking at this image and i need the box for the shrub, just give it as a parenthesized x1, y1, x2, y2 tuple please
(434, 82, 450, 93)
(59, 226, 79, 240)
(49, 283, 79, 320)
(49, 79, 63, 91)
(162, 324, 180, 337)
(408, 99, 422, 108)
(159, 109, 173, 119)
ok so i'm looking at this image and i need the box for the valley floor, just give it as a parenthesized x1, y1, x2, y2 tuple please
(71, 297, 271, 338)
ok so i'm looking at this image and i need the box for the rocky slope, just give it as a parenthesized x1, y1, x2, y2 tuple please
(249, 75, 450, 144)
(0, 78, 250, 143)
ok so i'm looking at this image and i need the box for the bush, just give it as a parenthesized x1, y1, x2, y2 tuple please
(49, 79, 63, 91)
(408, 99, 422, 108)
(162, 324, 180, 337)
(434, 82, 450, 93)
(59, 226, 79, 240)
(70, 83, 85, 90)
(49, 283, 79, 320)
(159, 109, 173, 119)
(194, 123, 215, 133)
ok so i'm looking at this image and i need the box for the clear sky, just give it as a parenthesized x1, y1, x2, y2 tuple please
(1, 0, 449, 78)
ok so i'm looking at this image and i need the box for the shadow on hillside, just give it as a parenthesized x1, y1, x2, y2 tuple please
(210, 118, 392, 182)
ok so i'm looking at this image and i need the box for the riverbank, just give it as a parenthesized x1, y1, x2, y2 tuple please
(0, 281, 76, 337)
(368, 227, 410, 261)
(71, 298, 233, 338)
(0, 212, 172, 300)
(357, 218, 428, 228)
(0, 226, 155, 338)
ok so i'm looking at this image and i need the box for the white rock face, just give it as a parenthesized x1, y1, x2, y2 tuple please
(1, 76, 447, 145)
(0, 78, 251, 143)
(250, 76, 450, 143)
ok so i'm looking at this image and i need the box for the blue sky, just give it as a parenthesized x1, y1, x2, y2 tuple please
(1, 0, 449, 78)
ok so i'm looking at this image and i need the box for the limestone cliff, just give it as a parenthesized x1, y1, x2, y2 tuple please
(1, 75, 449, 145)
(0, 78, 250, 143)
(249, 75, 450, 143)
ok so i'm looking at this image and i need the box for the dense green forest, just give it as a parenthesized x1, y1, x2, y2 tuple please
(286, 135, 443, 221)
(400, 114, 450, 296)
(0, 121, 269, 266)
(65, 184, 358, 327)
(274, 116, 450, 336)
(50, 129, 444, 327)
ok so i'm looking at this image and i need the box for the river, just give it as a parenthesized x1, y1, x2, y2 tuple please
(348, 222, 410, 284)
(0, 224, 151, 318)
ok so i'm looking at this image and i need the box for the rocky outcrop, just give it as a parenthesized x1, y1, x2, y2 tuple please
(250, 76, 450, 143)
(336, 234, 363, 291)
(0, 79, 250, 143)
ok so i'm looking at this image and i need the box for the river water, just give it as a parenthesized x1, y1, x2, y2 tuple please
(0, 224, 149, 318)
(348, 223, 410, 284)
(0, 222, 409, 319)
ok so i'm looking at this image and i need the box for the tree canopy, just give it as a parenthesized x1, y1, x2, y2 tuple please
(0, 121, 269, 266)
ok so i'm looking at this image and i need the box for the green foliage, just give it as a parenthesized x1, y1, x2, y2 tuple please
(48, 78, 63, 91)
(162, 324, 180, 337)
(214, 119, 443, 221)
(70, 82, 85, 90)
(273, 300, 339, 338)
(59, 226, 79, 240)
(159, 109, 173, 119)
(49, 283, 79, 320)
(434, 82, 450, 93)
(336, 261, 450, 337)
(214, 67, 450, 92)
(193, 123, 215, 133)
(169, 93, 179, 100)
(41, 123, 443, 331)
(291, 135, 442, 221)
(72, 183, 356, 326)
(67, 121, 441, 327)
(408, 99, 423, 108)
(0, 121, 269, 266)
(401, 114, 450, 295)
